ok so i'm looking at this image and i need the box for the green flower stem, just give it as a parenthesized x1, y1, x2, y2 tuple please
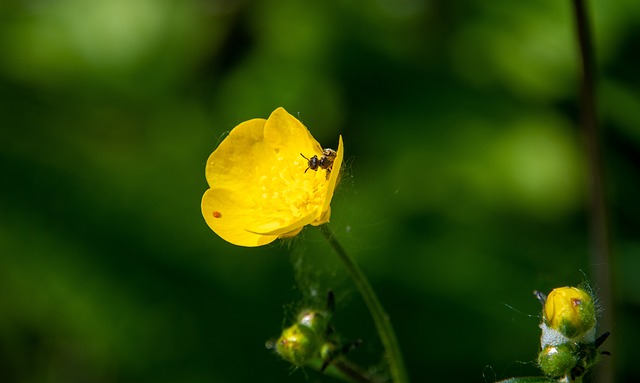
(319, 225, 409, 383)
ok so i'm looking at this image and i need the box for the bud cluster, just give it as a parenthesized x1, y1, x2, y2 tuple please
(535, 286, 607, 381)
(275, 307, 334, 367)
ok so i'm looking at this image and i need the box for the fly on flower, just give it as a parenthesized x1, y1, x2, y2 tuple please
(300, 148, 337, 176)
(201, 107, 344, 247)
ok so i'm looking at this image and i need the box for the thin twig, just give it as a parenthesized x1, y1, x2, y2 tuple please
(571, 1, 614, 382)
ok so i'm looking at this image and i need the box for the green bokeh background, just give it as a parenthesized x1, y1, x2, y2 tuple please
(1, 0, 639, 382)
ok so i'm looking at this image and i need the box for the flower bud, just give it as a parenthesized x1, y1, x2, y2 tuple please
(275, 324, 319, 367)
(320, 341, 338, 363)
(297, 309, 331, 334)
(538, 343, 578, 378)
(543, 286, 595, 339)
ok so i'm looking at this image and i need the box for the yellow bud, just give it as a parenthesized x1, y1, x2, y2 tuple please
(543, 286, 596, 339)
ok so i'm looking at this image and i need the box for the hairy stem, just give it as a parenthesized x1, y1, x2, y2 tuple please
(571, 1, 614, 382)
(319, 225, 409, 383)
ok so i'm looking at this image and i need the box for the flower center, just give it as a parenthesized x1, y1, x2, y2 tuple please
(254, 155, 327, 225)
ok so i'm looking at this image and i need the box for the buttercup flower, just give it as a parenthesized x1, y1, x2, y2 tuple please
(201, 107, 344, 247)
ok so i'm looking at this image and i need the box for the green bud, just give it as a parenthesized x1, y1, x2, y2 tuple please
(297, 309, 331, 334)
(272, 291, 356, 372)
(538, 343, 578, 378)
(275, 323, 320, 366)
(320, 341, 338, 362)
(274, 307, 334, 367)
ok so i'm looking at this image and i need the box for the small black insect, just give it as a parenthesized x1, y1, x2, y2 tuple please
(300, 148, 337, 174)
(300, 153, 320, 173)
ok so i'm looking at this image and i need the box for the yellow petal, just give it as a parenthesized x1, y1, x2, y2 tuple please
(316, 135, 344, 223)
(201, 187, 278, 247)
(311, 206, 331, 226)
(278, 227, 304, 238)
(247, 211, 317, 236)
(264, 107, 323, 162)
(205, 118, 269, 188)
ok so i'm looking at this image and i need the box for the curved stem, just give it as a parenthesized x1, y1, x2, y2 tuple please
(319, 225, 409, 383)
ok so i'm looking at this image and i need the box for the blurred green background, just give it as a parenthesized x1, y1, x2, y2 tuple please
(1, 0, 639, 382)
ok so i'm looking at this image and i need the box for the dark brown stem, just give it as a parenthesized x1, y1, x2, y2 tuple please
(331, 359, 383, 383)
(571, 1, 614, 382)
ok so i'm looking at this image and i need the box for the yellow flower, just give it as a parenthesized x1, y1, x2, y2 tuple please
(543, 286, 596, 339)
(201, 107, 344, 247)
